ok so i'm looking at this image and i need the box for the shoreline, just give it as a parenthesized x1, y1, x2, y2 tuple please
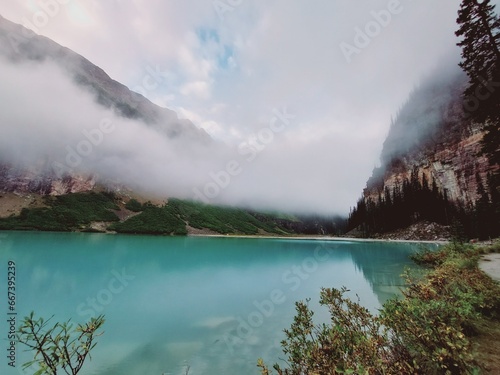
(187, 233, 449, 244)
(479, 253, 500, 282)
(0, 229, 449, 244)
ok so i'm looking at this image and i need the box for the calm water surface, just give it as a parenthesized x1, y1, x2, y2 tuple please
(0, 231, 434, 374)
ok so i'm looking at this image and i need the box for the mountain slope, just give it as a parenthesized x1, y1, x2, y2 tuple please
(0, 15, 210, 142)
(0, 192, 344, 236)
(0, 15, 215, 197)
(365, 65, 495, 205)
(349, 61, 499, 239)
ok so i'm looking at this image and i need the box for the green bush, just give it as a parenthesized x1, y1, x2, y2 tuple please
(0, 194, 296, 235)
(18, 313, 104, 375)
(0, 192, 119, 231)
(111, 199, 291, 236)
(109, 206, 187, 235)
(167, 199, 284, 235)
(259, 243, 500, 375)
(125, 198, 144, 212)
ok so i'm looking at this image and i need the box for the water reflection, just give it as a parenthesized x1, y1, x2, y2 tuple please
(0, 232, 424, 375)
(348, 241, 438, 305)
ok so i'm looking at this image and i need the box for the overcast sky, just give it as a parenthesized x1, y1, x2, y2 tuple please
(0, 0, 487, 215)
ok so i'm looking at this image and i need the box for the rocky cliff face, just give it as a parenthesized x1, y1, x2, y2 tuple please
(0, 164, 96, 196)
(364, 66, 497, 206)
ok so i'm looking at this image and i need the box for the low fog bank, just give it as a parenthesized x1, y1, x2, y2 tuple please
(0, 58, 373, 216)
(380, 60, 466, 167)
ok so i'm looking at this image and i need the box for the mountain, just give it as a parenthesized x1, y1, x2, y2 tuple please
(0, 15, 210, 141)
(349, 61, 499, 239)
(0, 16, 344, 236)
(366, 66, 492, 204)
(0, 15, 211, 196)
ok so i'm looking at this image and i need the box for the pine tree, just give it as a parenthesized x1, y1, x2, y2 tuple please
(474, 172, 492, 238)
(456, 0, 500, 115)
(487, 172, 500, 237)
(456, 0, 500, 228)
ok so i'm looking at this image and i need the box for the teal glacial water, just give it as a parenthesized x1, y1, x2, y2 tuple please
(0, 231, 434, 374)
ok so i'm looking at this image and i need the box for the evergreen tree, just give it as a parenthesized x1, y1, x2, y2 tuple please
(487, 172, 500, 237)
(474, 172, 492, 238)
(456, 0, 500, 232)
(456, 0, 500, 115)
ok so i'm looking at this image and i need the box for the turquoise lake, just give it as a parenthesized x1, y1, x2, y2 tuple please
(0, 232, 435, 374)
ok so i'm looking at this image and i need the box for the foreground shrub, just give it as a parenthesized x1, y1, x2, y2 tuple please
(18, 313, 105, 375)
(258, 288, 414, 374)
(259, 243, 500, 374)
(382, 285, 475, 374)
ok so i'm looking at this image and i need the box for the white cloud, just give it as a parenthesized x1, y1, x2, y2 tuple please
(0, 0, 474, 214)
(180, 80, 211, 100)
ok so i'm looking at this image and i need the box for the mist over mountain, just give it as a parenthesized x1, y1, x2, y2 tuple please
(364, 60, 493, 205)
(1, 4, 491, 218)
(347, 52, 499, 239)
(379, 65, 468, 167)
(0, 16, 352, 215)
(0, 15, 230, 204)
(0, 15, 210, 142)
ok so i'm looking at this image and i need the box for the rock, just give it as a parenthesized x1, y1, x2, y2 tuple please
(363, 65, 497, 209)
(0, 163, 96, 196)
(376, 221, 451, 241)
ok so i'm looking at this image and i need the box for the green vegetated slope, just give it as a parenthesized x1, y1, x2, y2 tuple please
(0, 193, 299, 235)
(108, 200, 188, 236)
(110, 198, 290, 235)
(0, 192, 119, 232)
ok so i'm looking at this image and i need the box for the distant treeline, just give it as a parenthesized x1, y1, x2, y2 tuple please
(347, 167, 500, 240)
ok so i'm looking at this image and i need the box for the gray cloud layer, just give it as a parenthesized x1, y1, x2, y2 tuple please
(1, 0, 492, 215)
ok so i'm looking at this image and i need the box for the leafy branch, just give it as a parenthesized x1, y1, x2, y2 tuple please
(17, 312, 105, 375)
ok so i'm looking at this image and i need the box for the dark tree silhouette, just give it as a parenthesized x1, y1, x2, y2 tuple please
(455, 0, 500, 235)
(456, 0, 500, 173)
(456, 0, 500, 110)
(346, 169, 499, 240)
